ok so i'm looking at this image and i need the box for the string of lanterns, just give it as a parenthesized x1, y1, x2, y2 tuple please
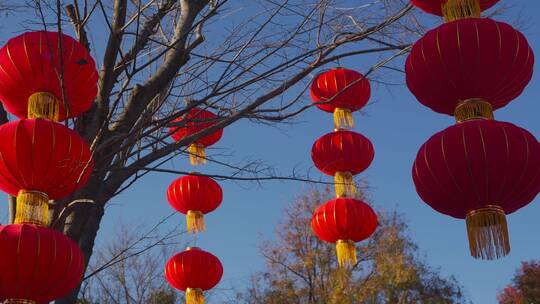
(165, 107, 224, 304)
(309, 68, 378, 267)
(0, 31, 97, 303)
(408, 0, 540, 259)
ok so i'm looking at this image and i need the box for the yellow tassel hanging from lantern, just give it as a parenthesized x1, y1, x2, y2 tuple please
(466, 205, 510, 260)
(188, 143, 206, 166)
(336, 240, 357, 267)
(442, 0, 481, 22)
(4, 299, 37, 304)
(454, 98, 494, 123)
(186, 210, 205, 233)
(14, 190, 49, 226)
(333, 107, 354, 129)
(28, 92, 60, 122)
(186, 288, 205, 304)
(334, 171, 356, 198)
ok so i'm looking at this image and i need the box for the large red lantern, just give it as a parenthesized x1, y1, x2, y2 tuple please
(312, 198, 378, 266)
(165, 247, 223, 304)
(411, 0, 499, 21)
(169, 107, 223, 166)
(0, 119, 93, 225)
(0, 224, 85, 303)
(166, 174, 223, 233)
(413, 120, 540, 259)
(311, 130, 374, 197)
(310, 67, 371, 129)
(0, 31, 98, 121)
(406, 18, 534, 122)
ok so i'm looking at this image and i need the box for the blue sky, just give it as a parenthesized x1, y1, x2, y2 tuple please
(1, 1, 540, 303)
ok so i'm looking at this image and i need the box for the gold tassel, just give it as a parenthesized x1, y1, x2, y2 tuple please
(188, 143, 206, 166)
(466, 205, 510, 260)
(186, 210, 205, 233)
(186, 288, 205, 304)
(333, 107, 354, 129)
(14, 190, 49, 226)
(28, 92, 60, 122)
(454, 98, 494, 123)
(334, 171, 356, 198)
(4, 300, 37, 304)
(336, 240, 357, 267)
(442, 0, 481, 22)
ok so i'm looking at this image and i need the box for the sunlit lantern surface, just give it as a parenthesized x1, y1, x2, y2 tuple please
(166, 174, 223, 233)
(0, 119, 93, 226)
(0, 224, 85, 304)
(310, 67, 371, 129)
(412, 120, 540, 260)
(169, 107, 223, 166)
(406, 18, 534, 122)
(312, 198, 378, 267)
(165, 247, 223, 304)
(0, 31, 98, 121)
(411, 0, 499, 21)
(311, 130, 374, 198)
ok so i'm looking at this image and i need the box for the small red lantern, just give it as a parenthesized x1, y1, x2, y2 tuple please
(165, 247, 223, 304)
(169, 107, 223, 166)
(166, 174, 223, 233)
(411, 0, 499, 21)
(310, 68, 371, 129)
(406, 18, 534, 122)
(0, 224, 85, 303)
(0, 119, 93, 225)
(311, 130, 374, 197)
(312, 198, 378, 267)
(0, 31, 98, 121)
(413, 120, 540, 259)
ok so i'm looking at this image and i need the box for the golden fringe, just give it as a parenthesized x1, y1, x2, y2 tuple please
(187, 210, 205, 233)
(335, 171, 356, 198)
(188, 143, 206, 166)
(442, 0, 481, 21)
(333, 107, 354, 129)
(4, 300, 37, 304)
(14, 190, 49, 226)
(186, 288, 205, 304)
(28, 92, 60, 122)
(466, 205, 510, 260)
(336, 240, 357, 267)
(454, 98, 494, 123)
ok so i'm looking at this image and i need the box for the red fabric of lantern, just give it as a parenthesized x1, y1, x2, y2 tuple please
(165, 247, 223, 304)
(310, 68, 370, 129)
(406, 18, 534, 119)
(166, 174, 223, 233)
(169, 107, 223, 166)
(0, 224, 85, 303)
(411, 0, 499, 17)
(311, 198, 378, 266)
(413, 120, 540, 259)
(0, 31, 98, 121)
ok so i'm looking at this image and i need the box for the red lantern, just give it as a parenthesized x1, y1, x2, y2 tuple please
(0, 224, 85, 303)
(310, 68, 371, 129)
(165, 247, 223, 304)
(0, 31, 98, 121)
(411, 0, 499, 21)
(311, 130, 374, 197)
(166, 174, 223, 233)
(406, 18, 534, 122)
(413, 120, 540, 259)
(169, 107, 223, 166)
(0, 119, 93, 225)
(312, 198, 378, 266)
